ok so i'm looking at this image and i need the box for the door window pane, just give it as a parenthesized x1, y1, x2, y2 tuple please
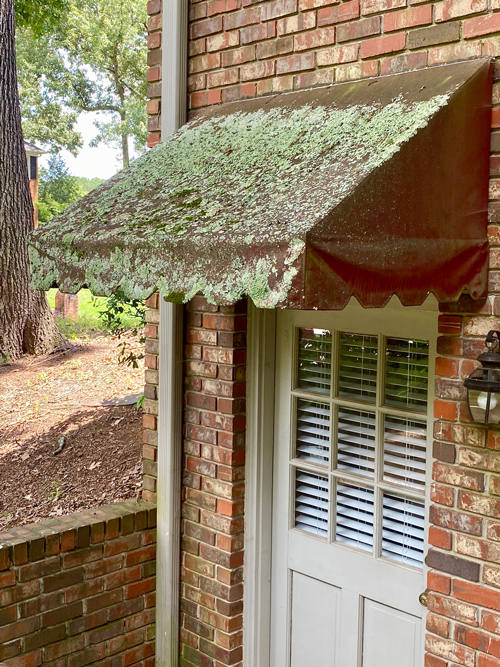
(383, 416, 427, 489)
(382, 494, 425, 568)
(385, 338, 429, 411)
(339, 333, 378, 403)
(337, 407, 376, 478)
(295, 470, 329, 538)
(296, 399, 330, 466)
(298, 328, 332, 395)
(335, 482, 374, 552)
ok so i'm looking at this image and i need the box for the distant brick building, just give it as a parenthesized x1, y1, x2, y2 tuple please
(24, 140, 44, 229)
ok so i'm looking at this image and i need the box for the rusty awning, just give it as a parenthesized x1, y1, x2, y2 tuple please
(30, 59, 492, 309)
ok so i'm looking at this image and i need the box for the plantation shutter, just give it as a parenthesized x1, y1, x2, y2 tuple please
(295, 471, 329, 537)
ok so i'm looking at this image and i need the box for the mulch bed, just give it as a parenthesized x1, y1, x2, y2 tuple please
(0, 334, 145, 532)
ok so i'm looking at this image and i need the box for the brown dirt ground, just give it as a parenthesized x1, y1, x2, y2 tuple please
(0, 333, 145, 532)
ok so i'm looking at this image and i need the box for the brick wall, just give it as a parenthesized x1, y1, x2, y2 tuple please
(142, 294, 160, 504)
(29, 178, 39, 228)
(185, 0, 500, 112)
(180, 296, 246, 667)
(146, 0, 162, 148)
(0, 501, 156, 667)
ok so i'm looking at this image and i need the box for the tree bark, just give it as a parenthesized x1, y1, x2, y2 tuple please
(0, 0, 65, 360)
(119, 110, 129, 168)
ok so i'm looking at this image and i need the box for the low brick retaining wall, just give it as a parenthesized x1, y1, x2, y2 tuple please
(0, 500, 156, 667)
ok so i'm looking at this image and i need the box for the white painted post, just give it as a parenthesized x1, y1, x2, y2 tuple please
(156, 1, 187, 665)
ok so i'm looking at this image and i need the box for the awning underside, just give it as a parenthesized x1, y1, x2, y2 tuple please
(30, 59, 492, 309)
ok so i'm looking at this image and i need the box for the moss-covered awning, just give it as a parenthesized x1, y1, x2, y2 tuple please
(30, 59, 492, 309)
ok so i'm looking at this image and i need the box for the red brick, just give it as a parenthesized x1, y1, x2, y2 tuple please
(454, 579, 500, 612)
(425, 655, 447, 667)
(463, 13, 500, 38)
(384, 4, 431, 31)
(337, 16, 380, 42)
(240, 22, 276, 44)
(276, 52, 314, 74)
(434, 399, 457, 421)
(428, 571, 451, 595)
(260, 0, 297, 21)
(435, 357, 460, 379)
(428, 40, 482, 65)
(437, 0, 487, 22)
(317, 43, 358, 65)
(425, 634, 475, 666)
(360, 33, 406, 59)
(207, 30, 240, 51)
(294, 26, 335, 50)
(438, 315, 462, 335)
(478, 654, 500, 667)
(427, 612, 450, 639)
(362, 0, 405, 14)
(224, 7, 260, 29)
(317, 0, 359, 26)
(429, 525, 452, 550)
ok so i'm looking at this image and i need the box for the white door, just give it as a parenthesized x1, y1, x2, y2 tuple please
(270, 304, 437, 667)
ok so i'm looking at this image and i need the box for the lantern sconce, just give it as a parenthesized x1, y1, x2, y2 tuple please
(464, 330, 500, 425)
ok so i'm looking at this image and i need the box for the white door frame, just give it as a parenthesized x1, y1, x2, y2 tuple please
(243, 303, 277, 667)
(243, 298, 439, 667)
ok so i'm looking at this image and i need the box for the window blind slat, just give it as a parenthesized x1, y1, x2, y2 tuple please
(337, 408, 376, 478)
(298, 329, 332, 395)
(296, 399, 330, 466)
(384, 337, 429, 411)
(383, 415, 427, 489)
(382, 494, 425, 567)
(295, 471, 329, 538)
(339, 333, 378, 403)
(335, 483, 374, 552)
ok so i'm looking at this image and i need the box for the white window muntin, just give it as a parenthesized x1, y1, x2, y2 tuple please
(289, 321, 433, 569)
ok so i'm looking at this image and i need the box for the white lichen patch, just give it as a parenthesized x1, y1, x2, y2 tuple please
(29, 90, 450, 305)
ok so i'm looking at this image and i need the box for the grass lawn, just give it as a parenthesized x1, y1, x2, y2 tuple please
(47, 289, 142, 339)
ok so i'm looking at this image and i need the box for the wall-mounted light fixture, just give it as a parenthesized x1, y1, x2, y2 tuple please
(464, 330, 500, 425)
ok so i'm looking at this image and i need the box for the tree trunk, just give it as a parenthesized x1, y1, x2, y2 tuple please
(120, 112, 129, 168)
(0, 0, 65, 361)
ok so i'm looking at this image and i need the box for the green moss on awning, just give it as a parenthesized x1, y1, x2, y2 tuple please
(30, 60, 490, 307)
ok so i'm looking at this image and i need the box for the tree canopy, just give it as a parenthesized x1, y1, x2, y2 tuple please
(36, 155, 104, 223)
(17, 0, 148, 166)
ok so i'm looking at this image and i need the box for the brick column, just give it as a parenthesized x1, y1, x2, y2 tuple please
(147, 0, 162, 148)
(143, 294, 160, 503)
(180, 296, 246, 667)
(424, 75, 500, 667)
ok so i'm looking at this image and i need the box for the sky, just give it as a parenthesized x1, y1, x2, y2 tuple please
(39, 112, 125, 180)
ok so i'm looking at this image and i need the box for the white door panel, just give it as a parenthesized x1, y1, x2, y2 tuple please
(288, 531, 423, 617)
(290, 573, 340, 667)
(362, 599, 421, 667)
(270, 306, 437, 667)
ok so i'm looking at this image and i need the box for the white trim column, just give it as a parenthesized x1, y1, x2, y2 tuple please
(161, 0, 188, 137)
(156, 301, 184, 667)
(157, 1, 187, 663)
(244, 303, 277, 667)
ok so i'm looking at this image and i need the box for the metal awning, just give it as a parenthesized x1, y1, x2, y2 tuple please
(30, 59, 492, 309)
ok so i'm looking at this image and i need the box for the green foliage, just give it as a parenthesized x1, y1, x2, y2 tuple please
(46, 288, 143, 340)
(36, 155, 83, 223)
(93, 289, 146, 367)
(36, 156, 105, 223)
(16, 0, 68, 36)
(73, 176, 105, 194)
(16, 0, 148, 164)
(16, 29, 82, 154)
